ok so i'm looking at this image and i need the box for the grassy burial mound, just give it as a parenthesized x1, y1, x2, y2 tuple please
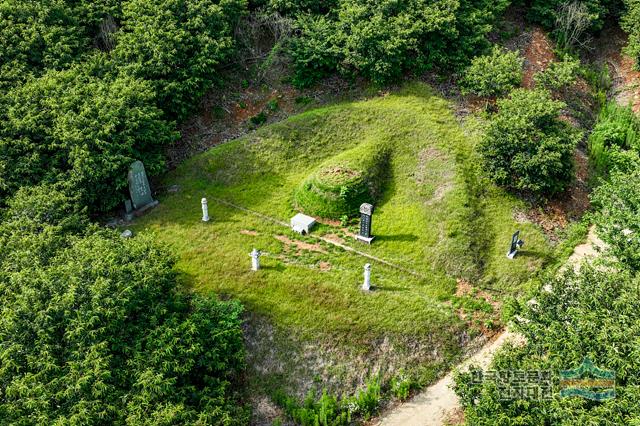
(129, 83, 571, 415)
(293, 139, 391, 218)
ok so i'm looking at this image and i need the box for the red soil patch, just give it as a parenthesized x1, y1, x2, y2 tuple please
(318, 261, 332, 271)
(591, 25, 640, 113)
(322, 233, 350, 245)
(522, 27, 556, 89)
(608, 48, 640, 113)
(519, 149, 591, 237)
(451, 279, 501, 338)
(274, 235, 327, 254)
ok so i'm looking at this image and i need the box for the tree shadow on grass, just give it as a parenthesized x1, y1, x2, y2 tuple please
(375, 233, 418, 242)
(261, 263, 287, 272)
(368, 284, 411, 292)
(513, 249, 550, 262)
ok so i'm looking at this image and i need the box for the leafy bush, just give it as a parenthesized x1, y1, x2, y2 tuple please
(623, 0, 640, 68)
(390, 371, 412, 400)
(289, 0, 509, 86)
(0, 60, 178, 212)
(480, 89, 581, 196)
(455, 265, 640, 424)
(275, 377, 381, 425)
(534, 56, 580, 92)
(293, 140, 390, 218)
(289, 15, 344, 87)
(588, 102, 640, 174)
(460, 47, 523, 97)
(527, 0, 615, 32)
(114, 0, 246, 119)
(0, 0, 121, 90)
(591, 168, 640, 271)
(0, 187, 248, 424)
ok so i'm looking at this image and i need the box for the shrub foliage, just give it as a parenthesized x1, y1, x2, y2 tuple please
(479, 89, 580, 196)
(0, 186, 248, 424)
(460, 47, 523, 97)
(289, 0, 510, 86)
(0, 62, 178, 212)
(455, 265, 640, 424)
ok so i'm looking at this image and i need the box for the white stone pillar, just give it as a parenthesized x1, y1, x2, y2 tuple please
(362, 263, 371, 291)
(201, 198, 209, 222)
(250, 248, 261, 271)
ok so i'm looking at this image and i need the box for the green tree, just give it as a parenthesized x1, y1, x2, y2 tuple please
(623, 0, 640, 69)
(455, 265, 640, 425)
(0, 187, 248, 425)
(0, 58, 178, 212)
(0, 0, 122, 90)
(534, 56, 580, 92)
(289, 0, 509, 86)
(480, 89, 580, 196)
(114, 0, 246, 119)
(461, 47, 523, 97)
(591, 168, 640, 271)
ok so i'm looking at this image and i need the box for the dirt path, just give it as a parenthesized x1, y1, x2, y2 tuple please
(565, 226, 605, 271)
(373, 330, 523, 426)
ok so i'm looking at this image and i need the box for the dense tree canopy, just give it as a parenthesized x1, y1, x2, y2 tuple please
(455, 265, 640, 425)
(289, 0, 510, 86)
(0, 60, 178, 212)
(591, 168, 640, 271)
(115, 0, 246, 119)
(479, 89, 580, 196)
(0, 185, 248, 425)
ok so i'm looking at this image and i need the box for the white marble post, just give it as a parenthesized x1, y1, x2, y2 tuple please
(362, 263, 371, 291)
(250, 248, 261, 271)
(201, 198, 209, 222)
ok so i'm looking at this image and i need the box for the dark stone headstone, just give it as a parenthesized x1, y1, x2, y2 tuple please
(127, 161, 157, 210)
(356, 203, 374, 244)
(507, 230, 524, 259)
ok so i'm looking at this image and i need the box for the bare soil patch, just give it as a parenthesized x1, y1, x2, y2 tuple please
(522, 27, 557, 88)
(274, 234, 327, 254)
(591, 25, 640, 113)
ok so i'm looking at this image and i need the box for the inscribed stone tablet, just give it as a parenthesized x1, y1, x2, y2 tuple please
(128, 161, 154, 209)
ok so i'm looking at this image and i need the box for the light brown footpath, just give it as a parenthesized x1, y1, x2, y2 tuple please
(374, 227, 603, 426)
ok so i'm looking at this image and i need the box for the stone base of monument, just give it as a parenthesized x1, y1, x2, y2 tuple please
(356, 235, 375, 244)
(125, 200, 159, 221)
(135, 200, 159, 215)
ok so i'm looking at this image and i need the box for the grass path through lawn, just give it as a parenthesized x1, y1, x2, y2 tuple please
(209, 196, 426, 278)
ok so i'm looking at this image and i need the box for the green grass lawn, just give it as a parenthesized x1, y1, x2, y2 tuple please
(129, 83, 569, 407)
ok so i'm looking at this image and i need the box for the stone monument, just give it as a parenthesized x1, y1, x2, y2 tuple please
(362, 263, 371, 291)
(356, 203, 374, 244)
(507, 230, 524, 259)
(201, 198, 210, 222)
(127, 160, 158, 215)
